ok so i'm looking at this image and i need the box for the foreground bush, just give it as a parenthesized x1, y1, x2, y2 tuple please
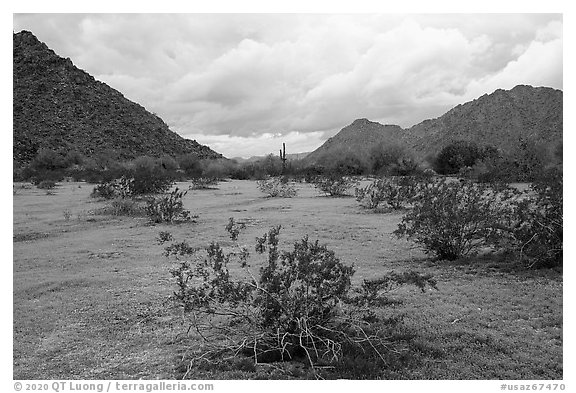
(257, 176, 297, 198)
(164, 222, 437, 377)
(394, 179, 519, 260)
(509, 169, 562, 268)
(394, 174, 563, 267)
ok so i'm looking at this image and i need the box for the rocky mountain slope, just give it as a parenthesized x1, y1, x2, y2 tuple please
(304, 119, 404, 164)
(13, 30, 222, 164)
(305, 85, 562, 165)
(403, 85, 563, 157)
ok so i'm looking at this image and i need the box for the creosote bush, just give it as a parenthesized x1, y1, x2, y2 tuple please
(146, 188, 194, 224)
(189, 177, 219, 190)
(355, 177, 420, 211)
(37, 180, 56, 190)
(257, 176, 297, 198)
(91, 181, 117, 199)
(163, 221, 437, 377)
(509, 169, 562, 268)
(394, 174, 563, 267)
(313, 175, 359, 197)
(394, 178, 519, 261)
(95, 198, 145, 217)
(225, 217, 245, 241)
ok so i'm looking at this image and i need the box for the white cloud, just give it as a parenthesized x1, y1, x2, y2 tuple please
(464, 20, 562, 99)
(13, 13, 563, 156)
(184, 131, 327, 158)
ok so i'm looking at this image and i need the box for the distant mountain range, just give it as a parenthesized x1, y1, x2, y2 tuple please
(305, 85, 562, 165)
(13, 30, 222, 164)
(13, 31, 562, 169)
(231, 152, 310, 163)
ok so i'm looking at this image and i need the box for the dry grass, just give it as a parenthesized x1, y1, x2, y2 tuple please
(12, 180, 562, 379)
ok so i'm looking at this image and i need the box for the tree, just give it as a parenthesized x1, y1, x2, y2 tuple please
(433, 141, 483, 175)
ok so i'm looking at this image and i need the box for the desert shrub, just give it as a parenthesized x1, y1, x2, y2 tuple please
(128, 157, 174, 195)
(178, 153, 203, 178)
(370, 144, 405, 173)
(64, 150, 85, 167)
(90, 163, 172, 199)
(301, 166, 325, 183)
(509, 139, 548, 182)
(369, 144, 420, 176)
(146, 188, 194, 224)
(201, 159, 231, 180)
(96, 198, 145, 217)
(464, 141, 549, 183)
(90, 176, 133, 199)
(262, 154, 284, 177)
(225, 217, 245, 241)
(91, 180, 119, 199)
(30, 148, 67, 171)
(468, 154, 516, 184)
(165, 223, 437, 377)
(189, 177, 219, 190)
(394, 179, 520, 260)
(158, 155, 179, 172)
(36, 179, 57, 189)
(313, 175, 359, 197)
(444, 140, 550, 183)
(21, 167, 66, 184)
(37, 180, 57, 189)
(228, 163, 252, 180)
(329, 153, 369, 176)
(257, 177, 297, 198)
(355, 177, 420, 211)
(508, 168, 562, 268)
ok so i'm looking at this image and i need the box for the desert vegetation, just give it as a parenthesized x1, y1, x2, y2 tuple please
(257, 176, 298, 198)
(13, 29, 563, 381)
(163, 222, 437, 378)
(13, 158, 562, 379)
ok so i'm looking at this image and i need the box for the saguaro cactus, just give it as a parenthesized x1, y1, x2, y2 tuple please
(279, 143, 287, 173)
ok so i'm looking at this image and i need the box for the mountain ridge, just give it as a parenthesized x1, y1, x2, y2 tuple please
(305, 84, 562, 165)
(13, 30, 223, 164)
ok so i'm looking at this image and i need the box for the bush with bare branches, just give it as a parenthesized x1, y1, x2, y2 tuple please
(162, 220, 437, 377)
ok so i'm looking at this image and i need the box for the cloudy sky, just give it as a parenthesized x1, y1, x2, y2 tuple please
(13, 13, 563, 158)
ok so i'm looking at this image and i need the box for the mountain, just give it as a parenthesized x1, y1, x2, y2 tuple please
(305, 85, 562, 165)
(13, 30, 222, 164)
(403, 85, 563, 158)
(304, 119, 404, 165)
